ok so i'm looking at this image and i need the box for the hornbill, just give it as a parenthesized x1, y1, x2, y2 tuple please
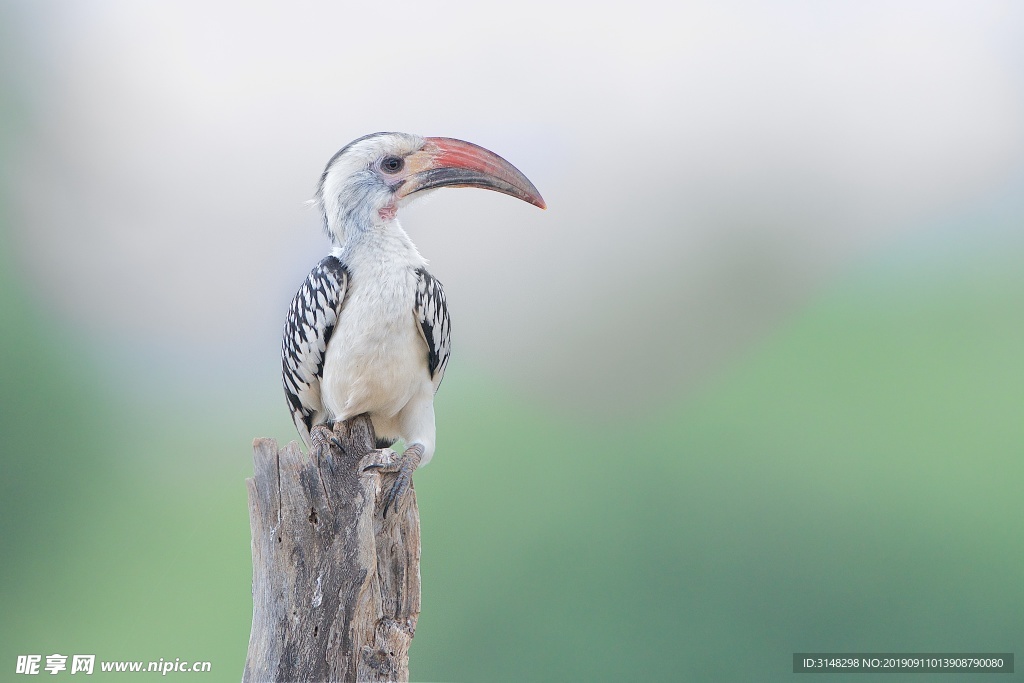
(282, 132, 545, 515)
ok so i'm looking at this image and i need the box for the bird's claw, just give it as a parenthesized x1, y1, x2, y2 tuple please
(382, 472, 411, 519)
(381, 444, 423, 518)
(309, 424, 338, 509)
(310, 424, 336, 460)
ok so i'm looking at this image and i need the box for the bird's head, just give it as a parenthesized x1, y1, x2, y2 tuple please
(315, 132, 545, 245)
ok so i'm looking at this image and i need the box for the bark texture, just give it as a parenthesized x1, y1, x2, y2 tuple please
(244, 415, 420, 683)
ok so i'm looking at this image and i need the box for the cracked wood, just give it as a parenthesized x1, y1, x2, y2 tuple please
(243, 414, 421, 683)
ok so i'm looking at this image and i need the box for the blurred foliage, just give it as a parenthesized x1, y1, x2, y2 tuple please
(2, 180, 1023, 679)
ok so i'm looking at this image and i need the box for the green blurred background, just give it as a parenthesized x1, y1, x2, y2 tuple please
(2, 2, 1023, 681)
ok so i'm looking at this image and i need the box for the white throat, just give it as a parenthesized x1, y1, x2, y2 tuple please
(332, 217, 427, 273)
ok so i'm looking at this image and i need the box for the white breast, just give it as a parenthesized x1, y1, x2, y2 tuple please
(319, 224, 431, 437)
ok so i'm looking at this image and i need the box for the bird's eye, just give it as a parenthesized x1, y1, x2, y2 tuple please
(380, 156, 404, 174)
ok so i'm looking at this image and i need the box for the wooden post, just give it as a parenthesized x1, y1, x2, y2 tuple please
(243, 415, 421, 683)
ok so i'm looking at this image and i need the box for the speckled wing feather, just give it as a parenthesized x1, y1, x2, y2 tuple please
(281, 256, 349, 447)
(414, 267, 451, 392)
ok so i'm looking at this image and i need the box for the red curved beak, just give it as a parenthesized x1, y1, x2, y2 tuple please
(396, 137, 546, 210)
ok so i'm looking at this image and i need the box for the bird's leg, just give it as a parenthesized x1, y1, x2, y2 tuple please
(362, 443, 423, 518)
(384, 443, 423, 518)
(310, 424, 335, 463)
(309, 424, 336, 510)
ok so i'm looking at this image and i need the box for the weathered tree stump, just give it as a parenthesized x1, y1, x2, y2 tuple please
(243, 414, 421, 683)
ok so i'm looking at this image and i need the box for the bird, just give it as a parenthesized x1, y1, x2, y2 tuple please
(282, 132, 545, 515)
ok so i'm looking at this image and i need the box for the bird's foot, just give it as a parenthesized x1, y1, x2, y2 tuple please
(310, 424, 338, 466)
(383, 444, 423, 518)
(309, 424, 337, 509)
(361, 443, 423, 518)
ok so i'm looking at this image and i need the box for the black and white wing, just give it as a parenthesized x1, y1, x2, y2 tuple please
(282, 256, 349, 447)
(414, 267, 451, 393)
